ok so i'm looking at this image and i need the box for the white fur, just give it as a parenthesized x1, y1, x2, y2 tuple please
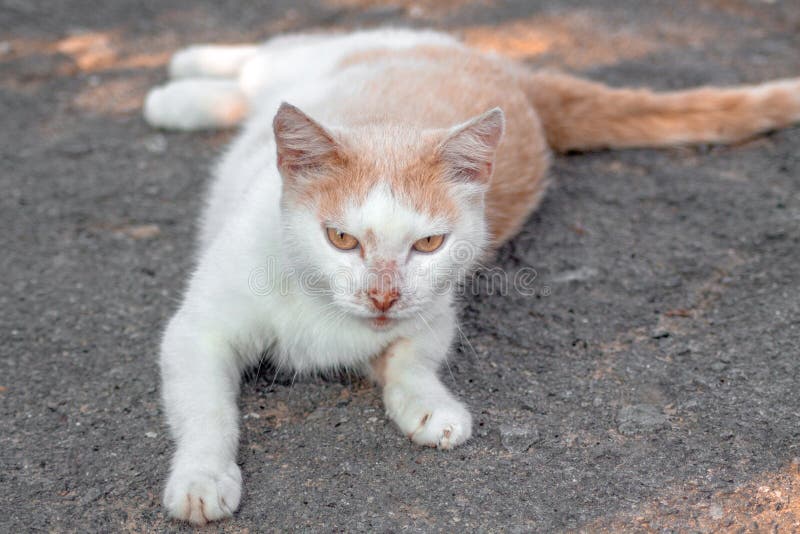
(169, 44, 259, 79)
(144, 79, 247, 130)
(154, 29, 490, 525)
(144, 29, 459, 131)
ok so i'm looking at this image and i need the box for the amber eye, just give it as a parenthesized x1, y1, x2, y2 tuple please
(412, 234, 446, 253)
(326, 227, 359, 250)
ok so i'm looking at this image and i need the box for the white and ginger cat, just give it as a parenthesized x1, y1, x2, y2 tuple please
(144, 28, 800, 524)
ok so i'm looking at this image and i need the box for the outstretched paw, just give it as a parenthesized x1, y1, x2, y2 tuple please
(164, 461, 242, 525)
(384, 385, 473, 449)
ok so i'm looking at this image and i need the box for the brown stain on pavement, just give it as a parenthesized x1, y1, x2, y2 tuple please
(582, 460, 800, 532)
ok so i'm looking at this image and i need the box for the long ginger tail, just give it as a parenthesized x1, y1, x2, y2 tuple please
(522, 70, 800, 153)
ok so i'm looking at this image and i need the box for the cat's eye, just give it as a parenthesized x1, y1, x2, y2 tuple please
(326, 227, 359, 250)
(412, 234, 446, 253)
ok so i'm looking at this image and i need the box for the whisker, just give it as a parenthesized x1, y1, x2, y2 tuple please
(454, 319, 479, 362)
(268, 352, 284, 392)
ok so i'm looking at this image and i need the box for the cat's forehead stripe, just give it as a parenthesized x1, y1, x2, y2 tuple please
(312, 168, 458, 223)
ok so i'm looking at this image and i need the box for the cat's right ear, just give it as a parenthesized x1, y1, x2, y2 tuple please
(436, 107, 505, 186)
(273, 102, 343, 180)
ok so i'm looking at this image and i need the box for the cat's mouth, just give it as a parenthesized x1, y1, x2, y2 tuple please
(368, 314, 394, 329)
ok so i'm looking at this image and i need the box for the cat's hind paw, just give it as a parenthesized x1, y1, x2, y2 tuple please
(163, 461, 242, 525)
(143, 79, 247, 131)
(168, 45, 259, 79)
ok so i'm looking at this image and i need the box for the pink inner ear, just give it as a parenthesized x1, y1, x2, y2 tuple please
(438, 107, 505, 184)
(273, 102, 341, 176)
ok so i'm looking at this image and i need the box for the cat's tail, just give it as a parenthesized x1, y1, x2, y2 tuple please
(521, 70, 800, 153)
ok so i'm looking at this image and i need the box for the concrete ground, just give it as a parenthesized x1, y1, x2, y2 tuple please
(2, 0, 799, 531)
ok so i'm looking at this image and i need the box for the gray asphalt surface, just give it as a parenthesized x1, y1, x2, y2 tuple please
(2, 1, 799, 531)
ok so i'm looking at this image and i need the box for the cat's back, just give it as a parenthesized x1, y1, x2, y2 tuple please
(203, 34, 551, 248)
(323, 45, 551, 243)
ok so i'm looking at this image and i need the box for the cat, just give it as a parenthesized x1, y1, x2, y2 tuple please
(144, 28, 800, 524)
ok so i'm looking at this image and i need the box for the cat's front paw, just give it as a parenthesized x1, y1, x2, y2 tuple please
(384, 385, 473, 449)
(163, 461, 242, 525)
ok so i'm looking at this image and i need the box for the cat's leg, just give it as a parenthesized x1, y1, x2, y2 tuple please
(169, 45, 260, 79)
(144, 79, 248, 131)
(237, 34, 338, 99)
(159, 310, 249, 525)
(371, 327, 472, 449)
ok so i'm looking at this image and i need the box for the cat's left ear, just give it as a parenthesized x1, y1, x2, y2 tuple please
(436, 107, 505, 185)
(273, 102, 343, 180)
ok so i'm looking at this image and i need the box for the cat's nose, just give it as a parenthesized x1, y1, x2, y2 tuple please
(368, 288, 399, 312)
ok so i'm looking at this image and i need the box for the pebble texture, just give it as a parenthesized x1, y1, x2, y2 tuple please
(1, 0, 799, 531)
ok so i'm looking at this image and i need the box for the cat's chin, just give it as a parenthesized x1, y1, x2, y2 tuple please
(366, 314, 396, 331)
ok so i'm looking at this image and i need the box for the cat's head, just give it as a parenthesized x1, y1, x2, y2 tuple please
(273, 102, 503, 329)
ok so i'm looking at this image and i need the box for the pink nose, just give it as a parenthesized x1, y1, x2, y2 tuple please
(368, 288, 399, 312)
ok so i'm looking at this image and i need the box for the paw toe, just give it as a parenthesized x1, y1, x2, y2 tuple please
(409, 406, 472, 449)
(164, 463, 242, 525)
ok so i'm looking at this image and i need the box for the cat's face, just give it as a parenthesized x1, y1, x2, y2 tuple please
(274, 103, 503, 329)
